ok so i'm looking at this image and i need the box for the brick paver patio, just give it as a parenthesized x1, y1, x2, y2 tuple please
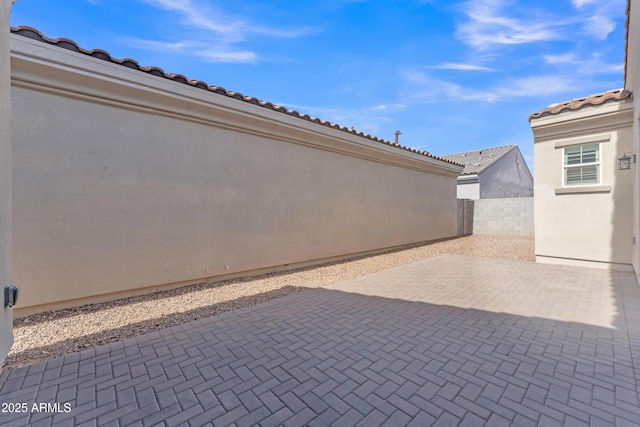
(1, 254, 640, 426)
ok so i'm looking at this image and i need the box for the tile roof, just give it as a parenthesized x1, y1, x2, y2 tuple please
(439, 144, 516, 175)
(528, 89, 633, 121)
(11, 26, 461, 167)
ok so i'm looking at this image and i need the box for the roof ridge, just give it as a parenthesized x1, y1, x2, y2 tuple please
(439, 144, 518, 175)
(440, 144, 516, 158)
(10, 25, 462, 167)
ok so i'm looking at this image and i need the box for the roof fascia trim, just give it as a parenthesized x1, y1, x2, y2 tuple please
(11, 36, 463, 177)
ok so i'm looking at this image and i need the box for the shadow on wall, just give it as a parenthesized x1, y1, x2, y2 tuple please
(610, 141, 636, 269)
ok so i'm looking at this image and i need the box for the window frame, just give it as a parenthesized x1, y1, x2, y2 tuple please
(562, 142, 601, 187)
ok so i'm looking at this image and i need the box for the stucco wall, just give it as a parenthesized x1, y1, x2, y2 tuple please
(0, 0, 15, 365)
(627, 0, 640, 278)
(456, 179, 480, 199)
(478, 148, 534, 199)
(10, 35, 461, 315)
(530, 101, 634, 270)
(472, 198, 533, 237)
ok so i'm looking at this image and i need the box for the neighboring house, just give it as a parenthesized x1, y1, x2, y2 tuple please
(529, 0, 640, 274)
(441, 145, 533, 199)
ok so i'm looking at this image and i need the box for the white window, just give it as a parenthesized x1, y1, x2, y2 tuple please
(563, 143, 600, 186)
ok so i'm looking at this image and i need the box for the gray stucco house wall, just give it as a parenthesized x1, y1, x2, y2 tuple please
(442, 145, 533, 199)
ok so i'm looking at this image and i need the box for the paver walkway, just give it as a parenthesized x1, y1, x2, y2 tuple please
(1, 255, 640, 426)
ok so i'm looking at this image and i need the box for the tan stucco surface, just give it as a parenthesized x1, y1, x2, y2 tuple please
(10, 35, 461, 315)
(0, 0, 15, 365)
(626, 1, 640, 278)
(531, 101, 634, 269)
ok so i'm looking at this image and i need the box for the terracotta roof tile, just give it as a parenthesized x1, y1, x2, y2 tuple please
(529, 88, 633, 121)
(10, 26, 461, 167)
(440, 144, 516, 175)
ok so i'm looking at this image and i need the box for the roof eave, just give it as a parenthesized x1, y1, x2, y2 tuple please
(529, 89, 633, 121)
(10, 25, 464, 169)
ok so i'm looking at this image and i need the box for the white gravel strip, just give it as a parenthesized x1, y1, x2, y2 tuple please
(5, 235, 534, 369)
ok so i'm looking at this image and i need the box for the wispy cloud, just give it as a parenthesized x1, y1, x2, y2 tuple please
(570, 0, 624, 40)
(456, 0, 563, 50)
(402, 69, 581, 103)
(434, 63, 494, 71)
(543, 52, 623, 74)
(143, 0, 316, 39)
(543, 53, 577, 64)
(402, 70, 500, 102)
(501, 75, 579, 98)
(571, 0, 596, 8)
(281, 102, 406, 136)
(142, 0, 241, 37)
(127, 38, 258, 63)
(138, 0, 316, 63)
(370, 104, 406, 111)
(127, 39, 198, 53)
(195, 49, 258, 64)
(456, 0, 623, 51)
(583, 15, 615, 40)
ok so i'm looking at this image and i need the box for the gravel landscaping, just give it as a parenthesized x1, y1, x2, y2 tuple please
(4, 234, 533, 370)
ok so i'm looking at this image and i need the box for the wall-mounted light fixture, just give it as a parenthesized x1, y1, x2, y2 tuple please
(4, 285, 18, 308)
(618, 153, 636, 170)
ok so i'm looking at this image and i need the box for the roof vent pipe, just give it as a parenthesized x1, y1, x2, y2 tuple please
(394, 130, 402, 145)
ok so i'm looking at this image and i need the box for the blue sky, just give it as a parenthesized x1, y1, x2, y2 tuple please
(10, 0, 628, 174)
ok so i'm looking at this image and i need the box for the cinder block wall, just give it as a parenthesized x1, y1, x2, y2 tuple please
(472, 198, 534, 237)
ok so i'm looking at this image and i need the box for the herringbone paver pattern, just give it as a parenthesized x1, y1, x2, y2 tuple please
(1, 255, 640, 426)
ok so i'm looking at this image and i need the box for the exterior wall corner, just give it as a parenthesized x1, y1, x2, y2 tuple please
(0, 0, 16, 367)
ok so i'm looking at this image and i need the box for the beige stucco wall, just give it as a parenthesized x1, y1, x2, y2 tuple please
(11, 35, 462, 316)
(625, 0, 640, 278)
(531, 101, 634, 270)
(0, 0, 15, 365)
